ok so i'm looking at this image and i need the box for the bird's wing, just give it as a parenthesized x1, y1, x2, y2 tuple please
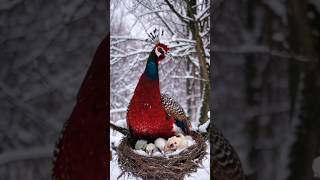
(212, 124, 247, 179)
(160, 93, 188, 120)
(160, 93, 191, 134)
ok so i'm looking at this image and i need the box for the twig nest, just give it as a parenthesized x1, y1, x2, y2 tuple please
(117, 131, 207, 180)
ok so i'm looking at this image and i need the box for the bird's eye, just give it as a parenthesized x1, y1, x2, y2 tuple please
(158, 47, 164, 54)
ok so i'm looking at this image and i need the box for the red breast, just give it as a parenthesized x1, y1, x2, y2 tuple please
(127, 74, 174, 139)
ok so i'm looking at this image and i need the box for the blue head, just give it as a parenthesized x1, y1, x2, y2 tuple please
(144, 43, 170, 80)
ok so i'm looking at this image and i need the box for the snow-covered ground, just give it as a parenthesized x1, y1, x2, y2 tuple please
(110, 129, 210, 180)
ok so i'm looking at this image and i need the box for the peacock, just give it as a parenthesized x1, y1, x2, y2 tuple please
(126, 29, 247, 179)
(126, 29, 190, 139)
(52, 34, 247, 180)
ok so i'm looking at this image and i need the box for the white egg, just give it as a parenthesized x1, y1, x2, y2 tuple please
(146, 143, 156, 155)
(154, 138, 167, 151)
(135, 140, 148, 150)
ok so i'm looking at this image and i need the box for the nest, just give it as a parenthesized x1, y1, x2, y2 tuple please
(116, 131, 207, 180)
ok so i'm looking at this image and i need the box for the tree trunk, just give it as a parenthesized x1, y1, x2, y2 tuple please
(287, 0, 320, 179)
(186, 0, 210, 124)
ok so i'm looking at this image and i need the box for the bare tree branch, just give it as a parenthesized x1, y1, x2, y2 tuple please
(164, 0, 190, 23)
(110, 123, 130, 136)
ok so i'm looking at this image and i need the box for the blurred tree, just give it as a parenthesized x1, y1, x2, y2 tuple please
(287, 0, 320, 180)
(0, 0, 106, 179)
(213, 0, 320, 179)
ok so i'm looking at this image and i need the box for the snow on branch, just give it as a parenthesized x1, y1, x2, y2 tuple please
(214, 45, 317, 62)
(163, 0, 192, 23)
(110, 123, 130, 136)
(111, 50, 150, 59)
(111, 36, 198, 62)
(195, 6, 210, 21)
(137, 9, 171, 18)
(111, 36, 148, 42)
(110, 108, 127, 114)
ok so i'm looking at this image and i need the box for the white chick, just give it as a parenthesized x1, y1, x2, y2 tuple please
(146, 143, 156, 155)
(154, 137, 167, 152)
(164, 133, 188, 152)
(135, 140, 148, 150)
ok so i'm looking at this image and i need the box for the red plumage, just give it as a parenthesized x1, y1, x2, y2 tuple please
(127, 43, 175, 139)
(127, 74, 175, 139)
(52, 37, 108, 180)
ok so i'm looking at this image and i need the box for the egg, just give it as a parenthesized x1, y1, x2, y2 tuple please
(146, 143, 156, 155)
(154, 137, 167, 151)
(135, 140, 148, 150)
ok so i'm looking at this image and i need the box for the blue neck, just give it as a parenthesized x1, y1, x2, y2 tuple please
(144, 52, 159, 80)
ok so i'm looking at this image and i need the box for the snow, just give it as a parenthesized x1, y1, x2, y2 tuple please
(110, 129, 124, 147)
(110, 108, 127, 114)
(191, 121, 200, 131)
(185, 142, 210, 180)
(198, 120, 210, 133)
(110, 0, 210, 178)
(114, 119, 128, 129)
(195, 6, 210, 21)
(185, 135, 196, 146)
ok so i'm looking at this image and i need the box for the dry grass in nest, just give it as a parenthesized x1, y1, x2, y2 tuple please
(116, 131, 207, 180)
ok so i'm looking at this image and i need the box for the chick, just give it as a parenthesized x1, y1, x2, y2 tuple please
(164, 133, 188, 152)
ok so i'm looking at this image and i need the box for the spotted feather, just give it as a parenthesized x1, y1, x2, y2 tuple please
(212, 124, 247, 180)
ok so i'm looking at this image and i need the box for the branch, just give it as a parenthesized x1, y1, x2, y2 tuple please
(214, 45, 318, 62)
(110, 122, 130, 136)
(195, 6, 209, 21)
(0, 82, 60, 130)
(0, 146, 53, 165)
(164, 0, 190, 23)
(110, 108, 127, 114)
